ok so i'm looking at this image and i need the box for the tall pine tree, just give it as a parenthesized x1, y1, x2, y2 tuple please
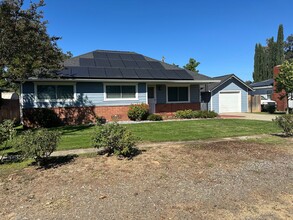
(276, 24, 285, 65)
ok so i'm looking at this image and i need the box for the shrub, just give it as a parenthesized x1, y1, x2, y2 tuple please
(147, 114, 163, 121)
(96, 115, 106, 126)
(128, 103, 149, 121)
(24, 108, 63, 128)
(0, 120, 16, 162)
(15, 129, 61, 165)
(92, 123, 138, 158)
(273, 115, 293, 136)
(267, 105, 276, 114)
(175, 109, 194, 119)
(175, 110, 218, 119)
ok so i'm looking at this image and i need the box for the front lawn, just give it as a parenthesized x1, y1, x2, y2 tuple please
(55, 119, 280, 151)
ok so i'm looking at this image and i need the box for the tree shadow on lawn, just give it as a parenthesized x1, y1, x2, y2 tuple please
(54, 125, 94, 135)
(34, 154, 78, 170)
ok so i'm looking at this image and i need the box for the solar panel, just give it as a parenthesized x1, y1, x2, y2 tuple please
(134, 69, 153, 79)
(131, 54, 146, 61)
(71, 67, 90, 78)
(120, 69, 139, 79)
(79, 58, 96, 67)
(175, 70, 194, 80)
(93, 52, 108, 59)
(58, 68, 72, 77)
(122, 60, 139, 68)
(109, 60, 125, 68)
(148, 69, 166, 79)
(148, 61, 164, 69)
(106, 53, 121, 60)
(95, 59, 111, 67)
(119, 53, 134, 61)
(163, 70, 182, 80)
(88, 67, 107, 78)
(135, 61, 152, 69)
(105, 68, 123, 78)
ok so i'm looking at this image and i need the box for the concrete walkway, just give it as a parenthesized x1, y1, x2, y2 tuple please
(51, 134, 268, 157)
(219, 112, 277, 121)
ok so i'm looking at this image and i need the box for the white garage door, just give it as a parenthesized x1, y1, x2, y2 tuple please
(219, 91, 241, 113)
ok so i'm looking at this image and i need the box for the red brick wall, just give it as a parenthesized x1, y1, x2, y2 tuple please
(156, 103, 200, 113)
(273, 66, 287, 111)
(23, 105, 133, 127)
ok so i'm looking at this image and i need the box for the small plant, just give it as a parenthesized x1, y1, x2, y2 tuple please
(92, 123, 138, 158)
(96, 115, 106, 126)
(0, 120, 16, 162)
(128, 103, 149, 121)
(147, 114, 163, 121)
(175, 109, 194, 119)
(175, 110, 218, 119)
(15, 129, 61, 165)
(273, 115, 293, 136)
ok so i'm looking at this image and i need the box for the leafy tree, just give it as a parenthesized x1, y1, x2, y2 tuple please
(275, 60, 293, 114)
(183, 58, 200, 73)
(285, 34, 293, 61)
(0, 0, 64, 85)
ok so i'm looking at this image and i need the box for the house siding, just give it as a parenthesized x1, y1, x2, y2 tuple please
(22, 82, 147, 108)
(211, 78, 248, 113)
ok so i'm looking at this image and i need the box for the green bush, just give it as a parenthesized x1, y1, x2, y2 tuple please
(96, 115, 106, 126)
(92, 123, 138, 158)
(273, 115, 293, 136)
(24, 108, 63, 128)
(128, 103, 149, 121)
(0, 120, 16, 162)
(175, 110, 218, 119)
(175, 109, 194, 119)
(147, 114, 163, 121)
(15, 129, 61, 165)
(267, 105, 276, 114)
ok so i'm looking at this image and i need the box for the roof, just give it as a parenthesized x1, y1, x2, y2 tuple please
(250, 79, 274, 88)
(204, 74, 253, 92)
(56, 50, 214, 82)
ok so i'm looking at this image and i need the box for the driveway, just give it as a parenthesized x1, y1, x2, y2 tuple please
(219, 112, 277, 121)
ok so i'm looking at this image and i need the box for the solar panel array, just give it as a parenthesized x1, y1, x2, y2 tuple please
(59, 51, 194, 80)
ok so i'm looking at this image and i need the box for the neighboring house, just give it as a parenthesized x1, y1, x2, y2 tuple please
(0, 89, 20, 123)
(201, 74, 253, 113)
(19, 50, 219, 125)
(249, 79, 274, 99)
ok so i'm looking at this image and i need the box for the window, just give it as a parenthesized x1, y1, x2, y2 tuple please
(36, 85, 74, 100)
(105, 85, 136, 99)
(167, 86, 189, 102)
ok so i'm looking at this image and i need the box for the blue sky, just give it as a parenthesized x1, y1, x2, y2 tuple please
(38, 0, 292, 81)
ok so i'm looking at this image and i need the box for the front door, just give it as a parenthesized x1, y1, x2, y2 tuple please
(148, 86, 156, 113)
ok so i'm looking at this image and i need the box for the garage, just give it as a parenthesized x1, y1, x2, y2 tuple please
(201, 74, 252, 113)
(219, 91, 241, 113)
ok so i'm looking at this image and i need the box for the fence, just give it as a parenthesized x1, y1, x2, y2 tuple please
(248, 95, 261, 113)
(0, 99, 20, 123)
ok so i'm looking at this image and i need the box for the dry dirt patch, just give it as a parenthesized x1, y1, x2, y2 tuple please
(0, 140, 292, 220)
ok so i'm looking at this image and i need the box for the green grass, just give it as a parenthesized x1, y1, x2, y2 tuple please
(54, 119, 280, 151)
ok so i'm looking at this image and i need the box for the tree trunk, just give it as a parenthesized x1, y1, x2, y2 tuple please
(286, 96, 289, 114)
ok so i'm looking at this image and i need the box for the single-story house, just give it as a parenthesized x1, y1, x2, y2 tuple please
(249, 79, 274, 99)
(201, 74, 253, 113)
(20, 50, 220, 125)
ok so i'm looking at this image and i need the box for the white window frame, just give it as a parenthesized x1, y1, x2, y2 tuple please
(166, 85, 190, 103)
(104, 83, 138, 101)
(34, 82, 77, 102)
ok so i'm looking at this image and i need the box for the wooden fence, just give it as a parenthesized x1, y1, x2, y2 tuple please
(248, 95, 261, 113)
(0, 99, 20, 123)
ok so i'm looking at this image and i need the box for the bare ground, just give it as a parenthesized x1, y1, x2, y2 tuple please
(0, 139, 293, 220)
